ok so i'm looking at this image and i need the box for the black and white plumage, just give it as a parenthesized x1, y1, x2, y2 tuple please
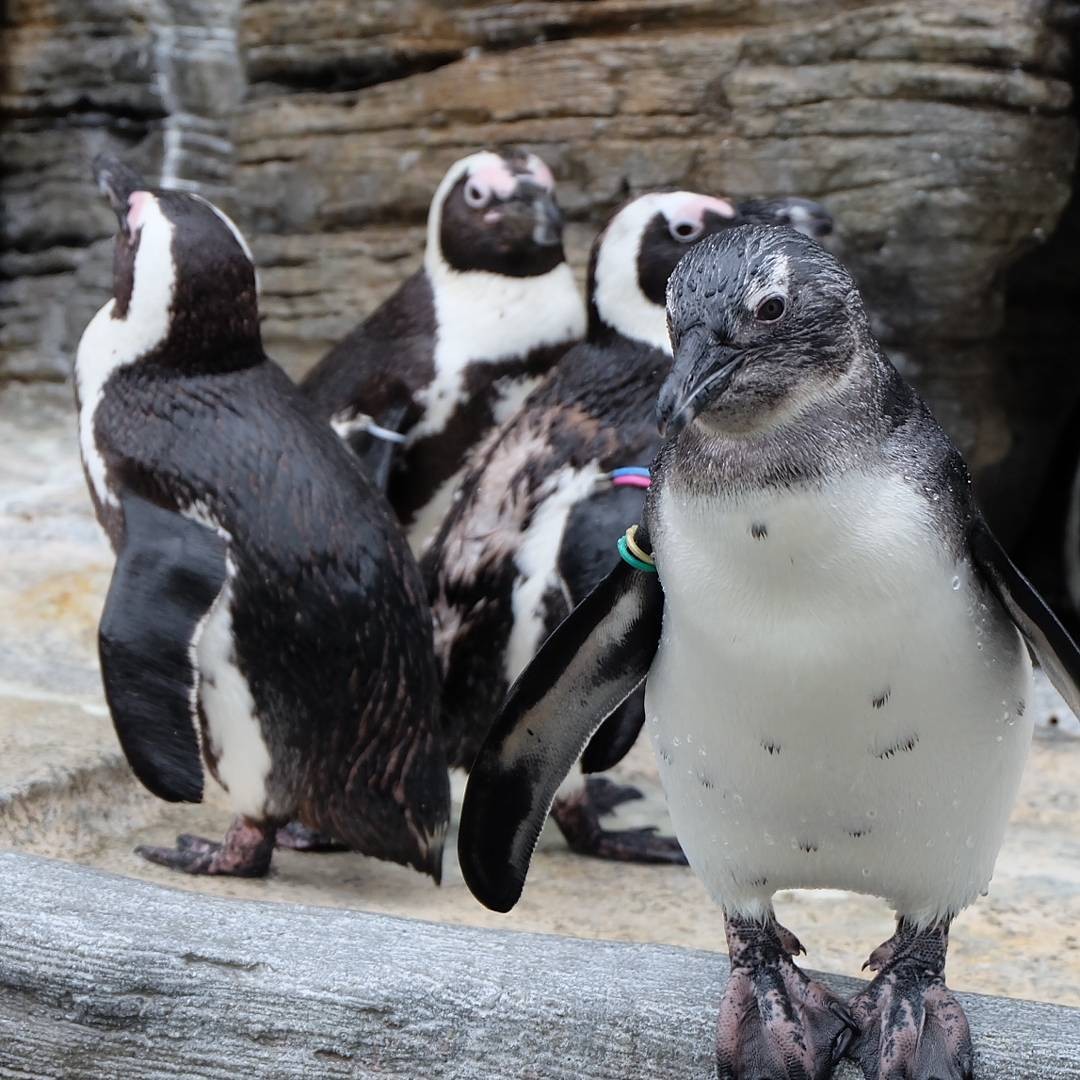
(426, 192, 831, 862)
(76, 157, 449, 880)
(301, 148, 586, 550)
(459, 225, 1080, 1078)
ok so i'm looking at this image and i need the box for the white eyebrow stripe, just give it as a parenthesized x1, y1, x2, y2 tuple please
(745, 253, 791, 312)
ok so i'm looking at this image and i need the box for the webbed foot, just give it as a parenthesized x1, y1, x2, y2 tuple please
(275, 820, 348, 852)
(136, 816, 276, 877)
(717, 914, 855, 1080)
(850, 920, 973, 1080)
(551, 778, 687, 864)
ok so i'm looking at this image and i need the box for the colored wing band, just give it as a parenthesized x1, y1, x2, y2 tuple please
(604, 466, 652, 490)
(617, 526, 657, 573)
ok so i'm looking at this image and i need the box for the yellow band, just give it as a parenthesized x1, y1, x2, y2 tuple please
(624, 525, 654, 566)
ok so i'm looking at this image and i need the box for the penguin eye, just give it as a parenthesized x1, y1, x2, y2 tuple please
(755, 296, 786, 322)
(464, 181, 491, 209)
(669, 218, 703, 243)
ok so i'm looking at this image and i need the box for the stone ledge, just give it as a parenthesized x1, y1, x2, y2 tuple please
(0, 852, 1076, 1079)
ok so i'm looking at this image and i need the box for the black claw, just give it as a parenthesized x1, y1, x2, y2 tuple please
(830, 1021, 854, 1067)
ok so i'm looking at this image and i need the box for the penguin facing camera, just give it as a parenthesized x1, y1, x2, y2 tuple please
(301, 148, 587, 551)
(458, 225, 1080, 1079)
(75, 155, 449, 881)
(426, 191, 832, 864)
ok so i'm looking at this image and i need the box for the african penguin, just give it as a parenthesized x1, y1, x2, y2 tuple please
(76, 155, 449, 880)
(458, 225, 1080, 1079)
(426, 192, 832, 863)
(301, 148, 586, 551)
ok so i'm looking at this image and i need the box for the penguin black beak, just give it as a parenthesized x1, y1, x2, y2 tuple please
(737, 197, 833, 240)
(92, 154, 148, 238)
(515, 182, 563, 247)
(656, 325, 744, 439)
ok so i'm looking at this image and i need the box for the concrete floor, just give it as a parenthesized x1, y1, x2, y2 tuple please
(1, 381, 1078, 1007)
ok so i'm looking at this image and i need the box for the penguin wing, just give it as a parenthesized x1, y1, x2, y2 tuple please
(971, 516, 1080, 718)
(98, 493, 228, 802)
(458, 554, 664, 912)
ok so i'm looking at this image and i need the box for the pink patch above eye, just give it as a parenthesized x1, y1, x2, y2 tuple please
(127, 191, 151, 230)
(468, 161, 518, 200)
(669, 193, 737, 229)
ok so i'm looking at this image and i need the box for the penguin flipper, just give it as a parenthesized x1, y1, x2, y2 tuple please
(99, 494, 228, 803)
(458, 555, 664, 912)
(971, 516, 1080, 718)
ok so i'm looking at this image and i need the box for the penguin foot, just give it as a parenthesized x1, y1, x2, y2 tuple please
(275, 820, 349, 852)
(717, 914, 855, 1080)
(849, 920, 973, 1080)
(550, 783, 687, 864)
(583, 775, 644, 815)
(136, 816, 277, 877)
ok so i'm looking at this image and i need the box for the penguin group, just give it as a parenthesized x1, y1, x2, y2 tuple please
(74, 146, 1079, 1080)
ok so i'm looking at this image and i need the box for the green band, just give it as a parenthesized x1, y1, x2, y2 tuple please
(618, 534, 657, 573)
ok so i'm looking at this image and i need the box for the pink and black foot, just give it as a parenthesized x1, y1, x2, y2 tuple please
(136, 815, 278, 877)
(850, 920, 974, 1080)
(551, 775, 687, 864)
(716, 914, 855, 1080)
(275, 820, 348, 852)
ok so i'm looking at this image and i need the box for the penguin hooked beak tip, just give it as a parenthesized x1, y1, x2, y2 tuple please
(92, 154, 149, 239)
(656, 327, 744, 439)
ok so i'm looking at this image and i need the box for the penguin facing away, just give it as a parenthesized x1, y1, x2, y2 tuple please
(458, 225, 1080, 1078)
(425, 191, 832, 864)
(76, 156, 449, 880)
(301, 148, 587, 550)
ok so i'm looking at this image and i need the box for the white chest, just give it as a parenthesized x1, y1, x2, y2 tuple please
(645, 471, 1033, 923)
(414, 262, 584, 442)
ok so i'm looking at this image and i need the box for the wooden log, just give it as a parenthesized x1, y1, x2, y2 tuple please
(0, 852, 1075, 1078)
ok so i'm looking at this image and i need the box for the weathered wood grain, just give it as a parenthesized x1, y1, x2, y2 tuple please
(0, 853, 1075, 1078)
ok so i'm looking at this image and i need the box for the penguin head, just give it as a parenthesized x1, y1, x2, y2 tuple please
(428, 149, 565, 278)
(93, 154, 261, 370)
(657, 224, 867, 438)
(731, 196, 834, 240)
(587, 191, 740, 353)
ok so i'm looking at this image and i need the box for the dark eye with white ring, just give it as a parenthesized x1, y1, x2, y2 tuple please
(669, 218, 703, 243)
(464, 180, 490, 209)
(755, 296, 786, 322)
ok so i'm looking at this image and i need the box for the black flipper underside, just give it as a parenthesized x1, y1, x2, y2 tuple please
(578, 691, 646, 775)
(99, 494, 228, 803)
(458, 553, 664, 912)
(971, 516, 1080, 718)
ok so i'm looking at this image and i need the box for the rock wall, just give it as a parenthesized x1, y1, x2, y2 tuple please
(2, 0, 1079, 549)
(0, 0, 244, 380)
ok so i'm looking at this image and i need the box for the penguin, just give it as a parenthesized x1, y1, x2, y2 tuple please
(75, 155, 450, 880)
(425, 192, 832, 863)
(457, 225, 1080, 1079)
(301, 148, 587, 550)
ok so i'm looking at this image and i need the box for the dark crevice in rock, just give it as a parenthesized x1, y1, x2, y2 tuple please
(248, 49, 465, 96)
(1004, 3, 1080, 624)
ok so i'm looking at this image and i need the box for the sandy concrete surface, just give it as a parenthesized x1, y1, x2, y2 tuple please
(1, 381, 1077, 1007)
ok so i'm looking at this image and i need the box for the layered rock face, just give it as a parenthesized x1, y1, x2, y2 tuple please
(0, 0, 244, 380)
(2, 0, 1079, 548)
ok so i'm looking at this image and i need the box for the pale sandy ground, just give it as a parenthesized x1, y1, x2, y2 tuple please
(1, 382, 1077, 1006)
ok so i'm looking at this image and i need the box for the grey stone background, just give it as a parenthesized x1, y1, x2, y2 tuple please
(3, 0, 1080, 592)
